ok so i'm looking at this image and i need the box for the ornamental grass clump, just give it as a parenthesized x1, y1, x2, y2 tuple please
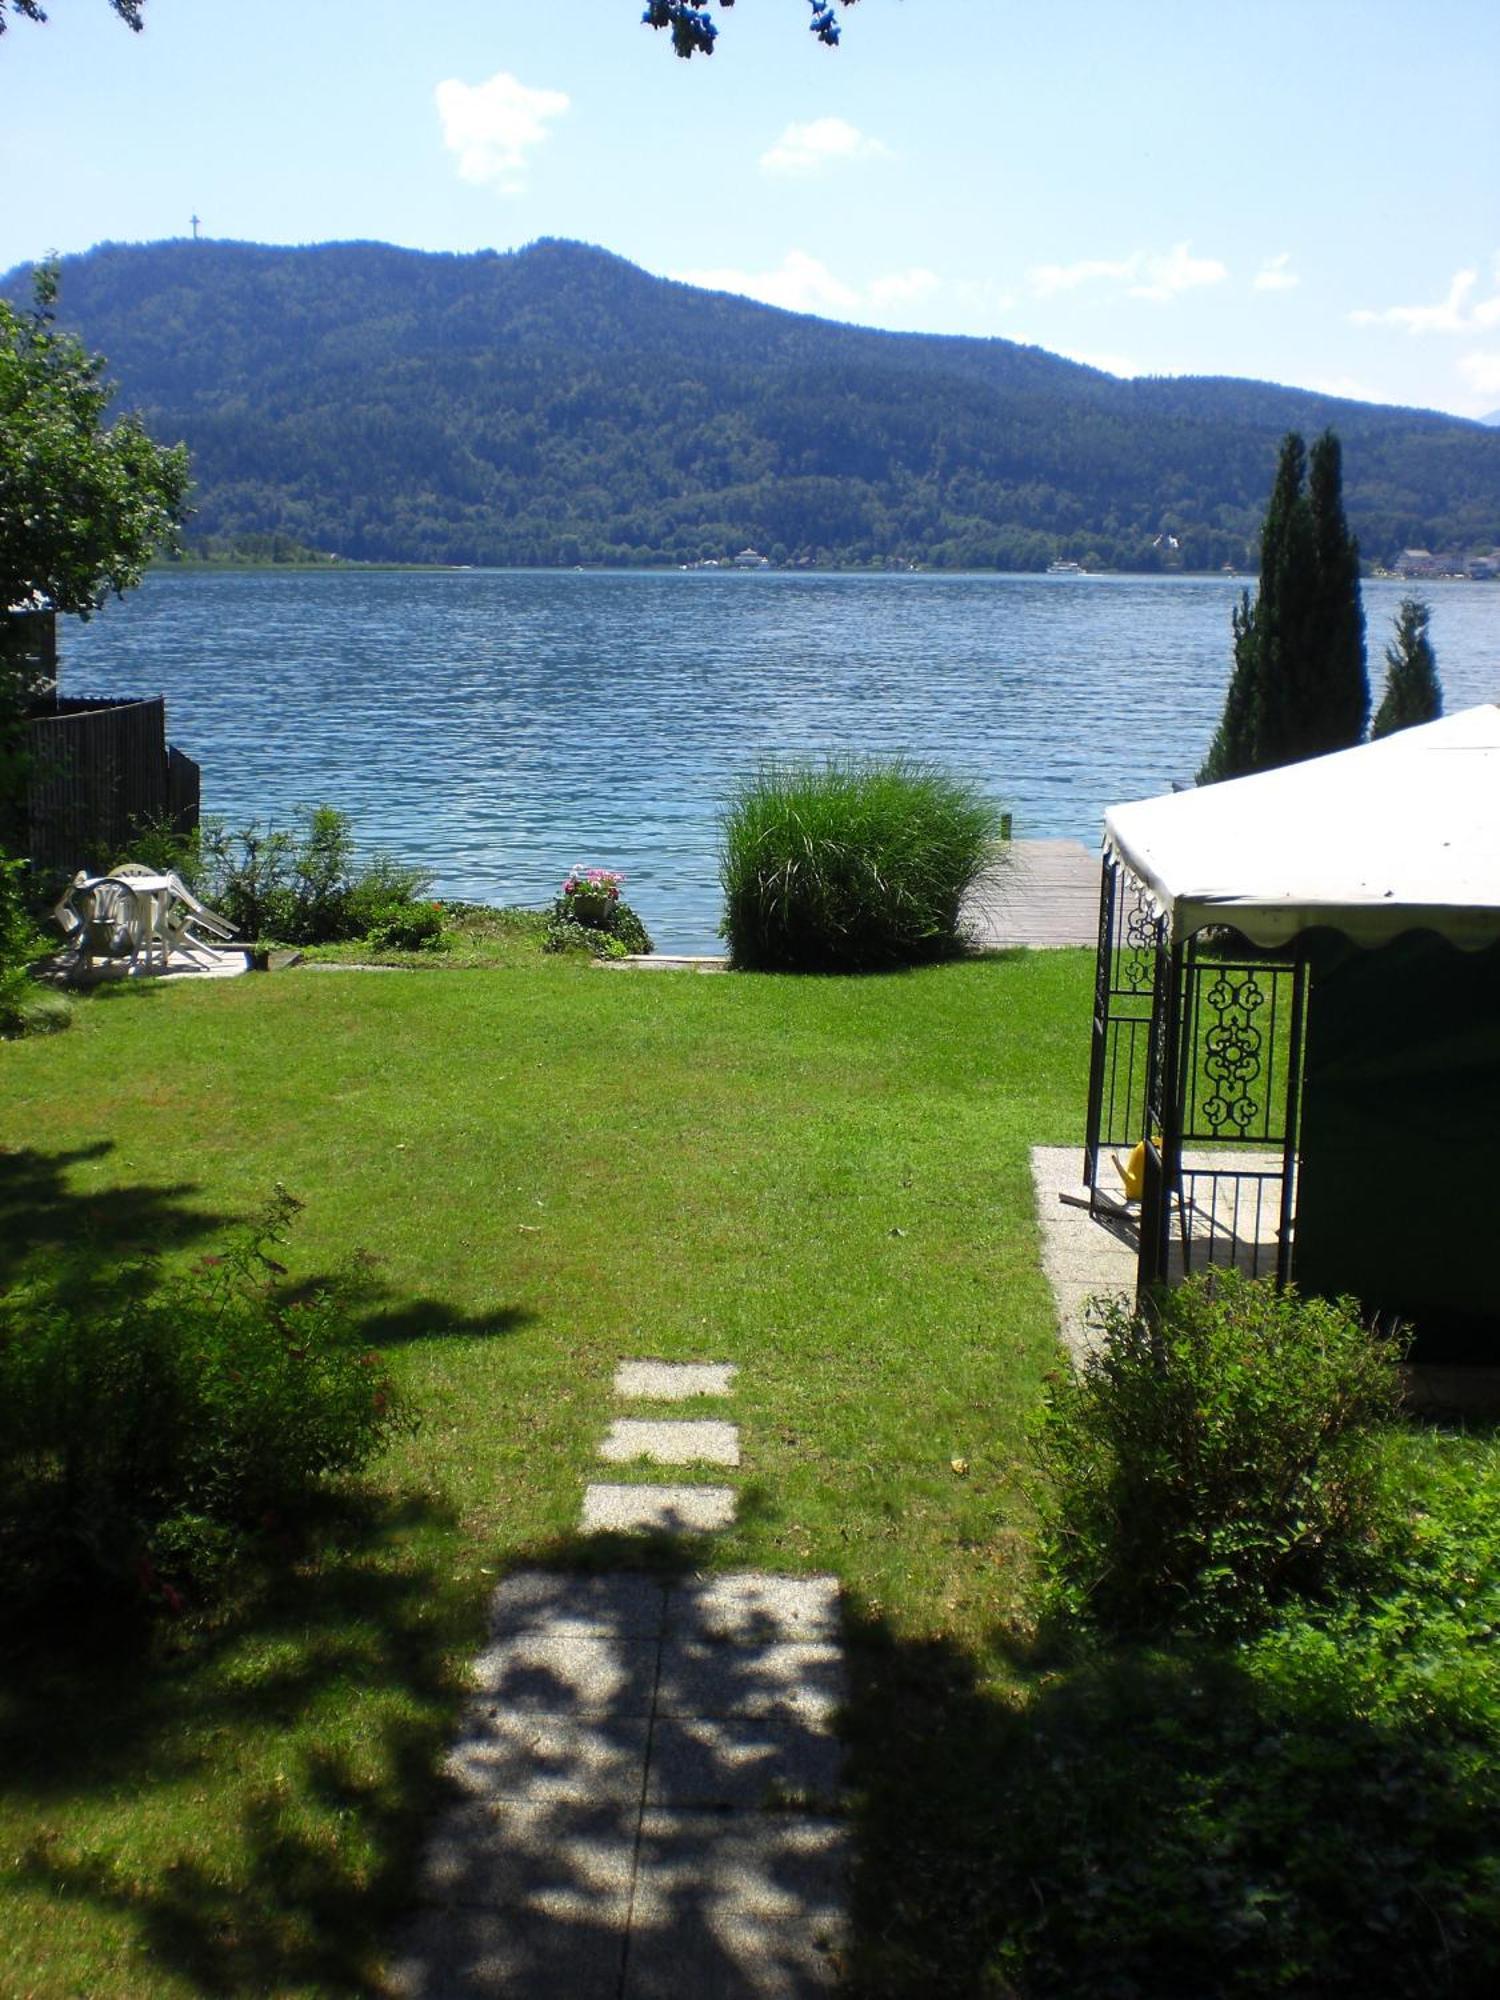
(1034, 1272, 1404, 1638)
(719, 756, 1002, 971)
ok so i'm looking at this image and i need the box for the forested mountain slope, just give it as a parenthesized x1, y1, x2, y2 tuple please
(10, 237, 1500, 570)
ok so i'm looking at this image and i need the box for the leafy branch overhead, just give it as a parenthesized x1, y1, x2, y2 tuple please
(0, 0, 142, 32)
(642, 0, 856, 58)
(0, 265, 189, 614)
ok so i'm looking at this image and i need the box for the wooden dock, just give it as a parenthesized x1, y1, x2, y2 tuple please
(962, 838, 1101, 950)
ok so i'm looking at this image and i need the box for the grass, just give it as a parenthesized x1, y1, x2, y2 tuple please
(0, 941, 1083, 1995)
(2, 942, 1497, 1995)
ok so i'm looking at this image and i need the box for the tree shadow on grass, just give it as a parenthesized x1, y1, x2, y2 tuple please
(3, 1485, 479, 1997)
(0, 1138, 225, 1289)
(0, 1149, 538, 1991)
(841, 1600, 1500, 1997)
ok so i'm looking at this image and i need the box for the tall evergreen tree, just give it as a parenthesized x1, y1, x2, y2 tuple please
(1304, 430, 1368, 751)
(1371, 597, 1442, 738)
(1198, 429, 1367, 784)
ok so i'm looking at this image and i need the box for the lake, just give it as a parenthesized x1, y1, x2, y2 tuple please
(60, 569, 1499, 955)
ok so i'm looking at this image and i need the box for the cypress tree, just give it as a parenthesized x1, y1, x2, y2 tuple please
(1198, 429, 1367, 784)
(1304, 430, 1368, 751)
(1371, 597, 1442, 738)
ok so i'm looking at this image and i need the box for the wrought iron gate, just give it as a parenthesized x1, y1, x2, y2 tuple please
(1083, 854, 1309, 1294)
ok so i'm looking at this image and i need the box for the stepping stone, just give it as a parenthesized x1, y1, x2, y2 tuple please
(581, 1483, 736, 1534)
(487, 1569, 668, 1639)
(644, 1712, 844, 1812)
(470, 1626, 660, 1714)
(598, 1419, 740, 1467)
(656, 1638, 845, 1721)
(394, 1799, 637, 1995)
(614, 1361, 737, 1401)
(668, 1573, 842, 1645)
(446, 1708, 651, 1806)
(625, 1812, 848, 1997)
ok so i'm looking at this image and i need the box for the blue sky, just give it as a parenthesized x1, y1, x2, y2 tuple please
(4, 0, 1498, 417)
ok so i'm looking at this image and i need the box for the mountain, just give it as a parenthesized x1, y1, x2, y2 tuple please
(9, 237, 1500, 571)
(1483, 410, 1500, 428)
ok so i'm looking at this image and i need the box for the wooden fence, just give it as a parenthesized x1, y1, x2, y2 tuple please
(23, 695, 200, 878)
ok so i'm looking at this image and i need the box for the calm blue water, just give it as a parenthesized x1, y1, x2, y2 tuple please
(60, 570, 1500, 954)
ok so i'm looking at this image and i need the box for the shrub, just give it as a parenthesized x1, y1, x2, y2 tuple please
(200, 807, 433, 946)
(0, 851, 65, 1037)
(718, 756, 1001, 971)
(363, 900, 448, 953)
(0, 1187, 416, 1614)
(1034, 1273, 1404, 1636)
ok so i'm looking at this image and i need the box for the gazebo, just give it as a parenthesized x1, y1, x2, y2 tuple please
(1082, 703, 1500, 1358)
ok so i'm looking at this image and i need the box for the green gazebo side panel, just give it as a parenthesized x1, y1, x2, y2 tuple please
(1294, 932, 1500, 1360)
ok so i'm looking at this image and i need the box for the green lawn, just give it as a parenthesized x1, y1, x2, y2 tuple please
(3, 947, 1497, 1997)
(0, 946, 1086, 1995)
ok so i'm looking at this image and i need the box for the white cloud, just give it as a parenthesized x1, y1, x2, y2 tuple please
(1458, 351, 1500, 399)
(867, 267, 940, 309)
(1253, 253, 1299, 293)
(672, 250, 939, 324)
(1126, 243, 1229, 303)
(1351, 265, 1500, 335)
(1303, 373, 1387, 405)
(1053, 347, 1139, 379)
(1028, 242, 1227, 304)
(1029, 254, 1137, 298)
(434, 71, 569, 192)
(759, 116, 890, 177)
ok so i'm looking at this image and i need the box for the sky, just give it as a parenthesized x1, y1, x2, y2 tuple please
(3, 0, 1498, 419)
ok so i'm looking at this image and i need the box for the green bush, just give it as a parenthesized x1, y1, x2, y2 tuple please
(200, 806, 433, 946)
(1034, 1273, 1403, 1636)
(718, 756, 1001, 971)
(0, 851, 65, 1037)
(362, 900, 448, 953)
(0, 1187, 417, 1613)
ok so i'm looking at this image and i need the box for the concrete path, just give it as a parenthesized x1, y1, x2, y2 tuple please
(391, 1361, 849, 1996)
(963, 838, 1101, 950)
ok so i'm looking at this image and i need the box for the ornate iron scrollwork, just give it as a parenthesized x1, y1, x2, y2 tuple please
(1117, 876, 1163, 994)
(1199, 969, 1266, 1136)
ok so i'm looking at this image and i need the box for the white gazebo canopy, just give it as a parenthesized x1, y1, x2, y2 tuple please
(1104, 702, 1500, 952)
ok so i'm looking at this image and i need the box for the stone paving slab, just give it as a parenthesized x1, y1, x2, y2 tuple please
(669, 1573, 842, 1645)
(599, 1418, 741, 1466)
(447, 1708, 652, 1804)
(412, 1796, 640, 1916)
(388, 1900, 627, 2000)
(487, 1568, 669, 1637)
(645, 1714, 844, 1812)
(614, 1360, 738, 1400)
(657, 1638, 845, 1720)
(469, 1626, 660, 1713)
(625, 1813, 848, 1997)
(582, 1483, 738, 1534)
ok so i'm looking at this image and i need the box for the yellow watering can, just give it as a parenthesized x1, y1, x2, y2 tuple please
(1112, 1137, 1163, 1203)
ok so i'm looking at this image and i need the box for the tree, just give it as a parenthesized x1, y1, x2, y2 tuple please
(1371, 597, 1442, 738)
(643, 0, 855, 58)
(1198, 430, 1367, 784)
(0, 1, 142, 32)
(1, 265, 189, 617)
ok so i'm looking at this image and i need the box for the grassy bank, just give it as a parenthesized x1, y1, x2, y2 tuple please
(2, 947, 1496, 1996)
